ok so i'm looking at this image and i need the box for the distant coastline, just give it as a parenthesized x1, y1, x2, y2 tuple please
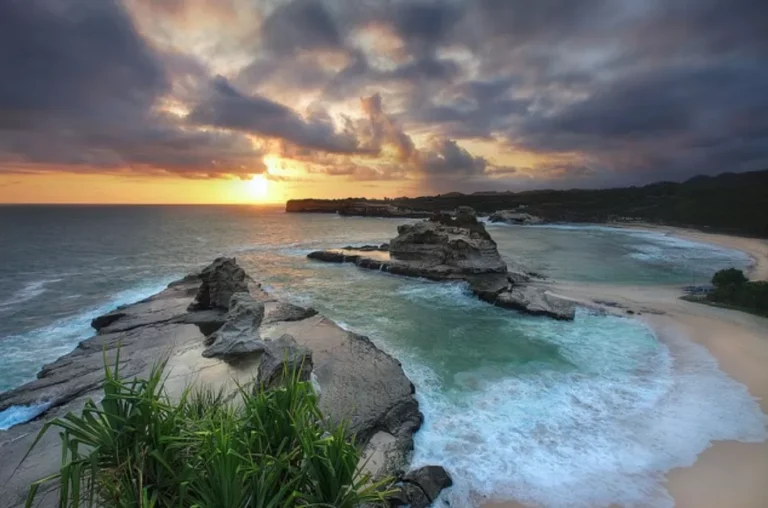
(286, 169, 768, 238)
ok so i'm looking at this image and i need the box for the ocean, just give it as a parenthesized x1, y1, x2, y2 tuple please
(0, 205, 763, 507)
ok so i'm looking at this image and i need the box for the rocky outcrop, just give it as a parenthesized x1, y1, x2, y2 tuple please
(188, 257, 249, 311)
(471, 273, 576, 320)
(389, 207, 507, 275)
(202, 292, 266, 359)
(257, 334, 313, 389)
(390, 465, 453, 508)
(308, 208, 576, 320)
(489, 210, 544, 225)
(0, 259, 423, 507)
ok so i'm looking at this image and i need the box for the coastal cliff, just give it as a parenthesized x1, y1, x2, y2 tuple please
(0, 259, 437, 507)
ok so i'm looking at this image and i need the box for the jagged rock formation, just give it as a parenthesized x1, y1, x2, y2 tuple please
(389, 207, 507, 275)
(202, 292, 266, 359)
(188, 256, 249, 310)
(489, 210, 544, 225)
(308, 208, 576, 320)
(0, 259, 423, 507)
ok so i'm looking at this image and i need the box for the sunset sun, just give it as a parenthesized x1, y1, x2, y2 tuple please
(246, 174, 269, 201)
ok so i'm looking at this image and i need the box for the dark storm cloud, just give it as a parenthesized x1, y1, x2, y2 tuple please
(513, 61, 768, 179)
(0, 0, 262, 177)
(188, 76, 367, 154)
(2, 0, 768, 188)
(421, 138, 487, 175)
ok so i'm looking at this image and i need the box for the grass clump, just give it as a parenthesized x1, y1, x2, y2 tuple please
(24, 351, 391, 507)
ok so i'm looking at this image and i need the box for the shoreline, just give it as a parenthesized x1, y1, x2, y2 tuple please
(3, 223, 767, 507)
(0, 263, 425, 507)
(483, 225, 768, 508)
(610, 222, 768, 280)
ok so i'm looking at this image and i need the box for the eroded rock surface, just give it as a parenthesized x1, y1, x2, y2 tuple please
(389, 207, 507, 275)
(0, 259, 423, 507)
(201, 292, 266, 359)
(188, 256, 249, 311)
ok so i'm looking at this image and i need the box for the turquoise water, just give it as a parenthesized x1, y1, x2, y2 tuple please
(0, 206, 763, 506)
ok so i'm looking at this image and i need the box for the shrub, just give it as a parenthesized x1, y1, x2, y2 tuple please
(24, 351, 392, 508)
(711, 267, 748, 287)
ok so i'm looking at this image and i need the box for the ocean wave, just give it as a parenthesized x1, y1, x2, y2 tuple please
(0, 278, 62, 310)
(0, 279, 175, 395)
(406, 310, 766, 508)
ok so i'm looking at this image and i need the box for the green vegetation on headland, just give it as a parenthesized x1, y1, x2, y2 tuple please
(685, 268, 768, 317)
(24, 353, 391, 508)
(287, 169, 768, 237)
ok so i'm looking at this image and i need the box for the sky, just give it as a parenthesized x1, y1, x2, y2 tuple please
(0, 0, 767, 204)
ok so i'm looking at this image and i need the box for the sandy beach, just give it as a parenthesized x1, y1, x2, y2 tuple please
(483, 227, 768, 508)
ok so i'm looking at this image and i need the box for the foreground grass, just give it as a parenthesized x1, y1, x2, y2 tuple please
(24, 352, 392, 507)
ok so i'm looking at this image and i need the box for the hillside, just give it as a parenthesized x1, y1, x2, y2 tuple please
(286, 170, 768, 237)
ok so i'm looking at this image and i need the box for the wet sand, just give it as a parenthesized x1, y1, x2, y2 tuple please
(483, 228, 768, 507)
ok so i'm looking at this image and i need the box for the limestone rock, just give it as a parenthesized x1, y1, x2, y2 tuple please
(257, 334, 313, 389)
(495, 286, 576, 320)
(489, 210, 544, 225)
(389, 207, 507, 275)
(201, 292, 266, 359)
(188, 257, 249, 311)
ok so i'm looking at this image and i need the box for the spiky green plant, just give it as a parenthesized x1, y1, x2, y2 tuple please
(23, 350, 393, 507)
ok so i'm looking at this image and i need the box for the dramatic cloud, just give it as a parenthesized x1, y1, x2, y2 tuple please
(0, 0, 261, 177)
(2, 0, 767, 191)
(189, 76, 366, 154)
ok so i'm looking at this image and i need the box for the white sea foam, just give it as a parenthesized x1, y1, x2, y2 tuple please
(0, 278, 62, 309)
(528, 223, 751, 272)
(399, 308, 766, 507)
(0, 280, 176, 396)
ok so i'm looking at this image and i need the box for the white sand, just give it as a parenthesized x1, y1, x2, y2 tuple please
(482, 228, 768, 507)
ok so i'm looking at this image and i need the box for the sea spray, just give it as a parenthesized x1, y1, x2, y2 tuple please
(0, 280, 176, 393)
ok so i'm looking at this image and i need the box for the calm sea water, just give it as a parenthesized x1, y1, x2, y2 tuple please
(0, 205, 762, 507)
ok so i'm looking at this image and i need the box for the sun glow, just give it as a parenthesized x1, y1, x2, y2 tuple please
(246, 174, 270, 201)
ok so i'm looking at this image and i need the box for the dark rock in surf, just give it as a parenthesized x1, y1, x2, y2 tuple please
(390, 465, 453, 508)
(91, 311, 126, 331)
